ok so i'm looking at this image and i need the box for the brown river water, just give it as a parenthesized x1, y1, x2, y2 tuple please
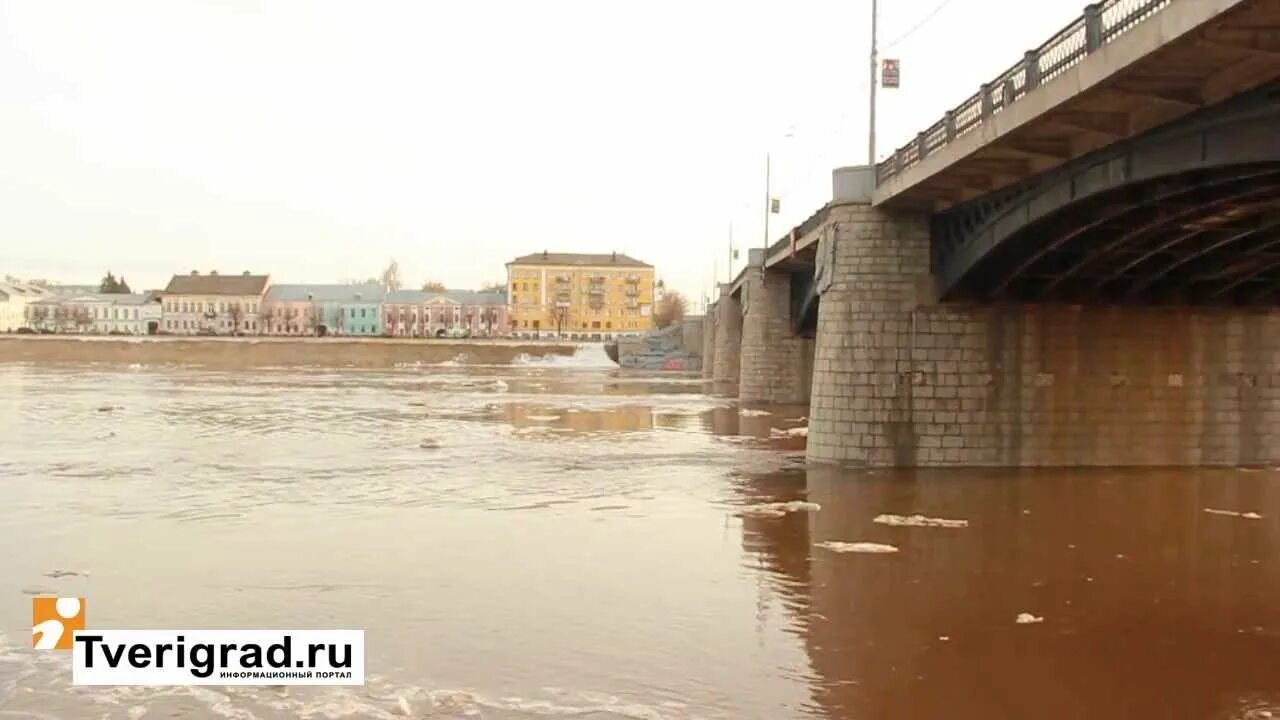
(0, 346, 1278, 719)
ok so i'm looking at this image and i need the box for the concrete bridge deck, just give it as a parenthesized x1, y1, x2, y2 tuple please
(706, 0, 1280, 468)
(873, 0, 1280, 211)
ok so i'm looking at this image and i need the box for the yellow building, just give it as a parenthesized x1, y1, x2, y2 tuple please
(506, 252, 655, 339)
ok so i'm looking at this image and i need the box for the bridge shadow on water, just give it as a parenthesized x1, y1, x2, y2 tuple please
(733, 465, 1280, 719)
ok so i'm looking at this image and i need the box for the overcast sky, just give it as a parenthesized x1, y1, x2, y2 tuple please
(0, 0, 1084, 305)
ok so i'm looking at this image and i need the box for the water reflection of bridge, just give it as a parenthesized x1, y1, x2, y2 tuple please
(734, 467, 1280, 718)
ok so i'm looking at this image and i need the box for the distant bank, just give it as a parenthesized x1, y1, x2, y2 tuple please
(0, 336, 581, 368)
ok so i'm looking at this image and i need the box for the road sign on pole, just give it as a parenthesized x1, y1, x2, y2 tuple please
(882, 59, 900, 88)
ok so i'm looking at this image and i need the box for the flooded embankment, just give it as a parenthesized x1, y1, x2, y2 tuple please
(0, 336, 578, 368)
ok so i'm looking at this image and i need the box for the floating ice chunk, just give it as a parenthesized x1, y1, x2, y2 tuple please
(769, 427, 808, 438)
(738, 500, 821, 518)
(1204, 507, 1264, 519)
(817, 541, 899, 554)
(740, 409, 772, 417)
(395, 695, 412, 716)
(874, 513, 969, 529)
(524, 415, 561, 422)
(1016, 613, 1044, 624)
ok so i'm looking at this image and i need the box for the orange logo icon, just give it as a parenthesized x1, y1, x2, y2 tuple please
(32, 597, 85, 650)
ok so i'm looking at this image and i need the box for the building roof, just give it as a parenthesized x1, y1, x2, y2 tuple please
(0, 282, 49, 299)
(386, 289, 507, 306)
(164, 272, 270, 296)
(37, 284, 98, 296)
(30, 292, 155, 306)
(264, 283, 385, 303)
(507, 252, 651, 268)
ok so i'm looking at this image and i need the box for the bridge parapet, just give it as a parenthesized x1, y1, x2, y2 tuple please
(876, 0, 1173, 189)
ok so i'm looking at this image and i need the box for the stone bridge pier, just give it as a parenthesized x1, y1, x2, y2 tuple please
(701, 302, 717, 381)
(805, 201, 1280, 468)
(711, 284, 742, 396)
(738, 249, 813, 405)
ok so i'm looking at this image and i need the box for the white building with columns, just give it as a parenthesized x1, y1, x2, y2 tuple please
(0, 282, 49, 332)
(26, 293, 162, 334)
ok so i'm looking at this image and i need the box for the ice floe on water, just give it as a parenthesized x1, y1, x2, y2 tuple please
(1204, 508, 1264, 520)
(816, 541, 899, 554)
(874, 513, 969, 528)
(524, 414, 562, 422)
(1016, 613, 1044, 624)
(740, 409, 772, 417)
(737, 500, 821, 518)
(769, 427, 807, 438)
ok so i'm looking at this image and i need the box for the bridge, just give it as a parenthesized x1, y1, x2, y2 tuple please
(703, 0, 1280, 467)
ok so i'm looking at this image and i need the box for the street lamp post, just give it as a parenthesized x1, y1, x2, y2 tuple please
(869, 0, 878, 165)
(763, 152, 771, 252)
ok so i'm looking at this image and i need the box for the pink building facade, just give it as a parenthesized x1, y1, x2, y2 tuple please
(383, 290, 508, 338)
(260, 283, 383, 336)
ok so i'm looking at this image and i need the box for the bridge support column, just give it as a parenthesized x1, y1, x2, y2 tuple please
(701, 303, 717, 380)
(807, 203, 932, 466)
(712, 284, 742, 396)
(806, 204, 1280, 467)
(740, 249, 812, 405)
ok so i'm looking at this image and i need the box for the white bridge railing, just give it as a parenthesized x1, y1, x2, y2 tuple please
(875, 0, 1174, 186)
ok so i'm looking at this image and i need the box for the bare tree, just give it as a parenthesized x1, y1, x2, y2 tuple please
(308, 304, 324, 336)
(53, 306, 70, 333)
(385, 307, 400, 337)
(257, 306, 273, 335)
(381, 260, 402, 292)
(28, 305, 48, 330)
(227, 302, 245, 336)
(551, 305, 569, 338)
(654, 290, 688, 329)
(73, 307, 93, 333)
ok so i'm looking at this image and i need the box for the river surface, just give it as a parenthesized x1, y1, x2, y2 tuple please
(1, 347, 1278, 719)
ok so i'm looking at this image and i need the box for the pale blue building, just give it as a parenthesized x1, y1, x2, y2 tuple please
(261, 283, 384, 337)
(339, 299, 382, 336)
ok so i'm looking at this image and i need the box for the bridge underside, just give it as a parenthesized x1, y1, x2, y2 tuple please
(777, 252, 818, 336)
(938, 83, 1280, 304)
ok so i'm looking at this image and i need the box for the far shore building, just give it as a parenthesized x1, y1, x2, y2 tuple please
(339, 294, 383, 337)
(260, 283, 384, 337)
(26, 292, 162, 334)
(0, 282, 49, 332)
(384, 289, 509, 338)
(161, 271, 269, 335)
(505, 252, 654, 340)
